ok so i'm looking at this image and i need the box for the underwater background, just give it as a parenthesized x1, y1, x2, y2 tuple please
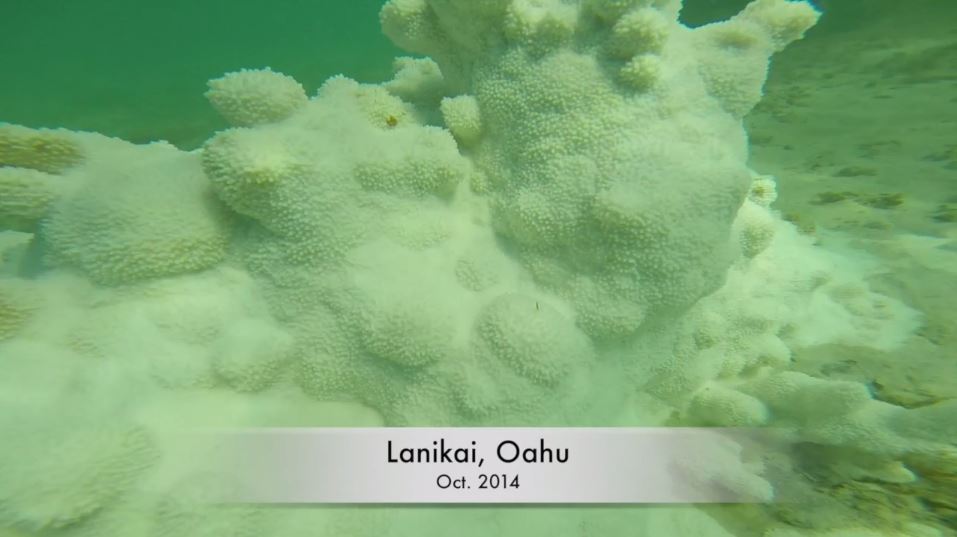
(1, 0, 955, 536)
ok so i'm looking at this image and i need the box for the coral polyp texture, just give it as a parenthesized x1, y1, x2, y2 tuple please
(204, 68, 308, 127)
(0, 1, 952, 536)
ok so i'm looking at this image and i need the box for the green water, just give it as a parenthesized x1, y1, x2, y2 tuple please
(1, 0, 950, 145)
(0, 0, 400, 147)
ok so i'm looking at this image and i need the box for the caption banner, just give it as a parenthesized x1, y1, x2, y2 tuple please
(196, 427, 777, 504)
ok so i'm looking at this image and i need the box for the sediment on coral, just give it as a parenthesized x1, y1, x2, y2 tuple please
(0, 1, 951, 536)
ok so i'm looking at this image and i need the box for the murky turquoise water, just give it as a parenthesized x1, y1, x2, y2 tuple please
(0, 0, 400, 146)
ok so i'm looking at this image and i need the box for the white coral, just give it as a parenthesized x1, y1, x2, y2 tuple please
(440, 95, 483, 147)
(42, 137, 231, 284)
(0, 124, 83, 174)
(205, 68, 308, 127)
(1, 1, 940, 536)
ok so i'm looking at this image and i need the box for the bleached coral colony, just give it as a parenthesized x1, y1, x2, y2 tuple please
(0, 0, 953, 536)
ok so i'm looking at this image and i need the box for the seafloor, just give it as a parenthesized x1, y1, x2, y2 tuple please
(704, 0, 957, 533)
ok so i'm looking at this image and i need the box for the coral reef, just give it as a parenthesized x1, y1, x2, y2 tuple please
(205, 68, 309, 127)
(41, 139, 232, 284)
(0, 1, 952, 536)
(0, 125, 84, 174)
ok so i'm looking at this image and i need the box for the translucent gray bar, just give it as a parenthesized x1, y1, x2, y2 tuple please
(201, 428, 777, 504)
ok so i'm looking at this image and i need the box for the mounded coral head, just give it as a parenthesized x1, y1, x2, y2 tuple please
(440, 94, 483, 147)
(503, 0, 579, 48)
(359, 289, 458, 369)
(733, 199, 777, 258)
(42, 138, 231, 285)
(0, 167, 63, 232)
(205, 68, 308, 127)
(321, 76, 415, 128)
(736, 0, 821, 51)
(211, 318, 294, 392)
(202, 126, 315, 234)
(693, 0, 820, 116)
(353, 126, 467, 198)
(474, 293, 593, 386)
(618, 53, 663, 90)
(384, 56, 448, 107)
(203, 75, 471, 255)
(379, 0, 446, 57)
(379, 0, 816, 339)
(606, 7, 670, 58)
(0, 425, 156, 531)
